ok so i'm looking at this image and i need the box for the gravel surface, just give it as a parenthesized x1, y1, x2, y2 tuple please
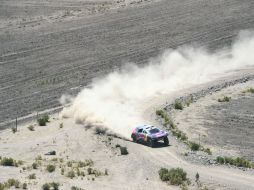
(205, 94, 254, 160)
(1, 0, 254, 127)
(167, 77, 254, 164)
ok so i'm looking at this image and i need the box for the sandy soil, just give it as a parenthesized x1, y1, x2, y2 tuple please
(0, 71, 254, 190)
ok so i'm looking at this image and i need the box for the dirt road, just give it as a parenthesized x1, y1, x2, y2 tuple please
(1, 0, 254, 126)
(0, 110, 253, 190)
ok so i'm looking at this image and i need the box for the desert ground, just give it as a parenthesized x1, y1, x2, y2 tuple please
(0, 69, 254, 190)
(1, 0, 254, 126)
(1, 0, 254, 190)
(172, 78, 254, 162)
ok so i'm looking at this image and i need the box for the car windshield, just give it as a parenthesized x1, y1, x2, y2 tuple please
(149, 128, 160, 134)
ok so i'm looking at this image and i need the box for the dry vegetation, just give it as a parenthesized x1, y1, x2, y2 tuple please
(0, 157, 23, 167)
(216, 156, 254, 168)
(156, 109, 212, 154)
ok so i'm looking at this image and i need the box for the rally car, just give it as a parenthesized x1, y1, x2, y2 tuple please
(131, 124, 169, 147)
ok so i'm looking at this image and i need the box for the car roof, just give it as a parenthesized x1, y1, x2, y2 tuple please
(136, 124, 156, 131)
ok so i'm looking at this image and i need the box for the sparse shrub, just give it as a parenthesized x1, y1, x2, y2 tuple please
(35, 155, 42, 161)
(50, 182, 59, 190)
(51, 158, 58, 162)
(46, 164, 55, 172)
(216, 156, 225, 164)
(28, 173, 36, 179)
(80, 171, 85, 176)
(59, 123, 63, 128)
(181, 184, 188, 190)
(87, 167, 92, 175)
(0, 183, 4, 190)
(14, 180, 20, 188)
(186, 95, 193, 107)
(86, 167, 102, 177)
(172, 129, 188, 141)
(7, 178, 19, 187)
(247, 88, 254, 93)
(61, 168, 64, 175)
(174, 101, 183, 110)
(76, 168, 81, 176)
(0, 179, 21, 189)
(17, 160, 23, 166)
(217, 156, 254, 168)
(32, 162, 38, 169)
(27, 125, 34, 131)
(37, 115, 50, 126)
(189, 142, 200, 151)
(159, 167, 187, 186)
(204, 148, 212, 155)
(104, 169, 108, 175)
(156, 110, 164, 116)
(115, 144, 121, 148)
(1, 157, 15, 166)
(77, 159, 94, 167)
(22, 183, 27, 189)
(242, 87, 254, 93)
(71, 186, 85, 190)
(224, 157, 234, 165)
(218, 96, 231, 102)
(67, 170, 75, 179)
(67, 161, 72, 167)
(43, 115, 49, 122)
(93, 169, 103, 177)
(156, 109, 175, 128)
(180, 133, 188, 141)
(12, 127, 17, 133)
(42, 183, 50, 190)
(119, 146, 128, 155)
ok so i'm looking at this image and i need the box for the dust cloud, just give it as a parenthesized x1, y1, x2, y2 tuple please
(61, 31, 254, 138)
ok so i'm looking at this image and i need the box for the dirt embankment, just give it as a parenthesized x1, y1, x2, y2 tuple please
(170, 79, 254, 162)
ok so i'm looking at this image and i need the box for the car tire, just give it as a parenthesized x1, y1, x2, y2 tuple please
(148, 138, 155, 148)
(131, 134, 137, 143)
(164, 136, 169, 146)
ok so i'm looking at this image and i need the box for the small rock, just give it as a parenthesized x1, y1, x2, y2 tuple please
(45, 150, 56, 155)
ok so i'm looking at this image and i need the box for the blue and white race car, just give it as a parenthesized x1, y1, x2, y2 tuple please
(131, 124, 169, 147)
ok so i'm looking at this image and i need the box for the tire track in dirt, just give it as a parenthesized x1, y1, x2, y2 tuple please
(1, 0, 254, 126)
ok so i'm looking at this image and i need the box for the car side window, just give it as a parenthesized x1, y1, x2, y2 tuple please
(138, 129, 143, 133)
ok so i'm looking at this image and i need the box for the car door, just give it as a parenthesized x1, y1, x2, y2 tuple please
(143, 130, 148, 142)
(137, 128, 145, 141)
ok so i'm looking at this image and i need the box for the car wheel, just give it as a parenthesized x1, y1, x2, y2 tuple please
(164, 136, 169, 146)
(148, 138, 155, 147)
(131, 134, 137, 143)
